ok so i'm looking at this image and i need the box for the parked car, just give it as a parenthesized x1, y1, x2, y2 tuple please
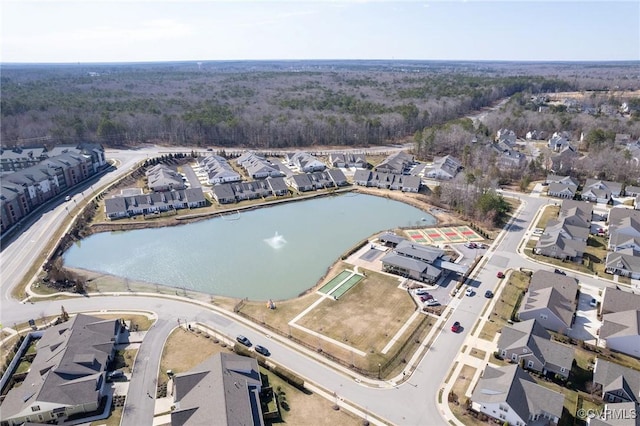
(496, 271, 505, 279)
(464, 242, 477, 249)
(465, 288, 474, 297)
(107, 370, 125, 381)
(451, 321, 461, 333)
(255, 345, 270, 356)
(420, 294, 434, 302)
(425, 299, 440, 307)
(554, 268, 567, 275)
(484, 290, 494, 298)
(589, 298, 598, 308)
(415, 288, 430, 295)
(64, 195, 71, 202)
(236, 335, 252, 347)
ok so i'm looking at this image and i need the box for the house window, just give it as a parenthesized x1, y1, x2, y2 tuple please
(31, 406, 40, 412)
(540, 314, 548, 320)
(560, 367, 566, 373)
(527, 361, 534, 368)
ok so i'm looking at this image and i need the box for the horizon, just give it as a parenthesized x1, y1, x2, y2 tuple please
(2, 1, 638, 63)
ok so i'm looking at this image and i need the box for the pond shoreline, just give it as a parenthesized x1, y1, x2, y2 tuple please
(59, 188, 460, 303)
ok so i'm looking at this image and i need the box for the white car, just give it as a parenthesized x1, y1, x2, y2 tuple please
(465, 288, 474, 296)
(589, 298, 598, 307)
(425, 299, 440, 307)
(415, 288, 430, 295)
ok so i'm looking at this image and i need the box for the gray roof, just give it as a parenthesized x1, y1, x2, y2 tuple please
(546, 174, 579, 186)
(1, 314, 119, 422)
(602, 287, 640, 316)
(378, 232, 405, 245)
(560, 199, 593, 226)
(548, 182, 577, 196)
(606, 251, 640, 275)
(171, 353, 262, 426)
(375, 151, 414, 174)
(353, 169, 371, 183)
(380, 252, 441, 278)
(146, 164, 185, 191)
(585, 179, 623, 196)
(519, 270, 578, 328)
(213, 183, 236, 201)
(472, 364, 564, 421)
(395, 240, 444, 263)
(535, 223, 587, 258)
(327, 168, 347, 185)
(589, 402, 640, 426)
(498, 320, 574, 371)
(594, 359, 640, 402)
(498, 319, 551, 350)
(290, 173, 314, 188)
(266, 176, 288, 193)
(626, 185, 640, 195)
(600, 310, 640, 340)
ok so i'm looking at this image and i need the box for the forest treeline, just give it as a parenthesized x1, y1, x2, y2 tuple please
(0, 60, 603, 148)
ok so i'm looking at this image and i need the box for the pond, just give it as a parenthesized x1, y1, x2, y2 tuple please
(64, 193, 435, 300)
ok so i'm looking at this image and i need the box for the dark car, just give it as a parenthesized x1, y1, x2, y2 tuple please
(554, 269, 567, 275)
(106, 370, 125, 381)
(255, 345, 270, 356)
(485, 290, 494, 298)
(420, 294, 434, 302)
(236, 335, 252, 347)
(451, 321, 461, 333)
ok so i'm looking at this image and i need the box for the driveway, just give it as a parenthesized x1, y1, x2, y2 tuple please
(182, 164, 201, 189)
(569, 284, 602, 344)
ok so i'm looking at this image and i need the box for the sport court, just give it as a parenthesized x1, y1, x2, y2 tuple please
(404, 225, 483, 245)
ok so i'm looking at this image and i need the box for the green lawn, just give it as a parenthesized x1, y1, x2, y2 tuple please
(537, 204, 560, 229)
(479, 271, 529, 341)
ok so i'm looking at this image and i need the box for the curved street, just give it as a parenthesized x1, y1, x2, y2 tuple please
(0, 149, 617, 425)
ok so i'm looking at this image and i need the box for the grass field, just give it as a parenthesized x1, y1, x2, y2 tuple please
(295, 268, 417, 368)
(537, 204, 560, 229)
(479, 271, 530, 341)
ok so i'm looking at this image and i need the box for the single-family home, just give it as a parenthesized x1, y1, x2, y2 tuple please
(517, 270, 578, 334)
(212, 183, 237, 204)
(329, 152, 367, 168)
(582, 179, 623, 204)
(236, 152, 284, 179)
(497, 319, 574, 378)
(546, 175, 580, 187)
(625, 185, 640, 197)
(375, 151, 414, 175)
(588, 402, 640, 426)
(605, 250, 640, 280)
(608, 208, 640, 252)
(198, 155, 241, 185)
(171, 353, 264, 426)
(470, 364, 565, 426)
(548, 133, 571, 152)
(599, 309, 640, 359)
(266, 176, 289, 196)
(593, 358, 640, 404)
(287, 174, 315, 192)
(496, 128, 517, 145)
(547, 183, 577, 199)
(0, 314, 123, 426)
(424, 155, 463, 180)
(600, 287, 640, 317)
(545, 145, 579, 175)
(146, 164, 186, 192)
(327, 168, 348, 186)
(286, 151, 326, 172)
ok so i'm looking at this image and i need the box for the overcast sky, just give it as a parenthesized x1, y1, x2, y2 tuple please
(2, 0, 639, 63)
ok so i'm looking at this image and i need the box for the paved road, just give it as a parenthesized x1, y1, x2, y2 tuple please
(0, 147, 619, 426)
